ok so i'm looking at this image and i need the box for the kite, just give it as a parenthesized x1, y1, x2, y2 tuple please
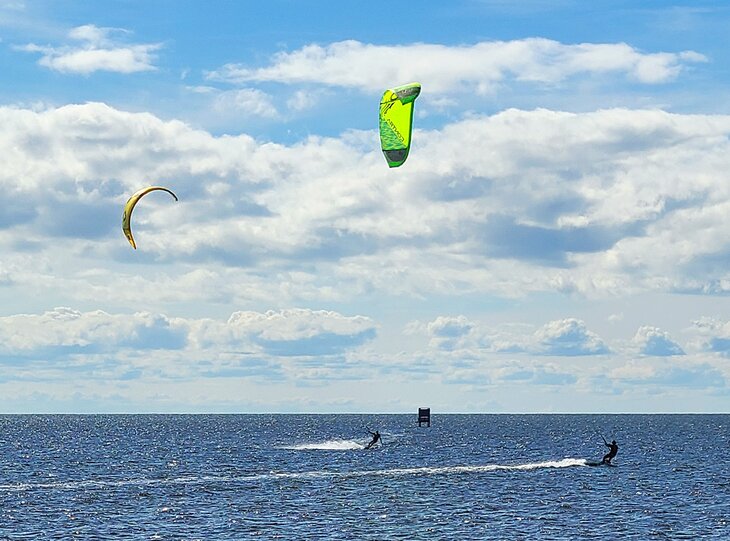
(122, 186, 178, 249)
(379, 82, 421, 167)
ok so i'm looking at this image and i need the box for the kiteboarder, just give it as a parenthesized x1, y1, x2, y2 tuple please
(365, 429, 382, 449)
(601, 437, 618, 464)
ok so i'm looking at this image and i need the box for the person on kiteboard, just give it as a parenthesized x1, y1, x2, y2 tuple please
(602, 437, 618, 464)
(365, 429, 382, 449)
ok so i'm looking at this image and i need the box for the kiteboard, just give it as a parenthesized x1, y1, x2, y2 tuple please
(585, 460, 617, 467)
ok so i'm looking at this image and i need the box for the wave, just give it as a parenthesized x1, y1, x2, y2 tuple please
(0, 458, 590, 493)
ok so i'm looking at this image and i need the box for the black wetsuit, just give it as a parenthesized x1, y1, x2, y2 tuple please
(602, 440, 618, 464)
(365, 431, 381, 449)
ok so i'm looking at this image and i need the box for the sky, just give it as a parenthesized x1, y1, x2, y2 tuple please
(1, 0, 729, 413)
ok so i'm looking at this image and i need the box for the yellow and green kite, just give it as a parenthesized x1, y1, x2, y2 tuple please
(379, 82, 421, 168)
(122, 186, 178, 249)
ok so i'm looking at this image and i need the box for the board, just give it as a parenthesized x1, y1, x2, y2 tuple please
(585, 460, 617, 467)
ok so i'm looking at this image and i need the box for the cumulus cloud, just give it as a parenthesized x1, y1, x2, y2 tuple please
(207, 39, 706, 93)
(0, 306, 726, 411)
(0, 307, 186, 355)
(16, 24, 160, 74)
(1, 103, 730, 310)
(0, 307, 376, 362)
(411, 316, 610, 357)
(534, 318, 609, 356)
(632, 326, 685, 356)
(224, 309, 377, 356)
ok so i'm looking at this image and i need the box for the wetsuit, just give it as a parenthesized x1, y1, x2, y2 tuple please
(365, 431, 381, 449)
(602, 440, 618, 464)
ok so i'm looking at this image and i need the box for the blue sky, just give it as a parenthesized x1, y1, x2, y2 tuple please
(1, 0, 729, 413)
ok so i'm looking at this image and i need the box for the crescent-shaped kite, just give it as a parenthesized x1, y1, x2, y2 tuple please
(379, 82, 421, 168)
(122, 186, 178, 249)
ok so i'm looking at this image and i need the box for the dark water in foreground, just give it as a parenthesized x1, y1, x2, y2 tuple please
(0, 414, 728, 539)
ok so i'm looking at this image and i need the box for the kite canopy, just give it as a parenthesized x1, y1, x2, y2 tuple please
(122, 186, 178, 249)
(379, 82, 421, 168)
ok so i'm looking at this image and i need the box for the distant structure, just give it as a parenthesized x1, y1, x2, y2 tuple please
(418, 407, 431, 427)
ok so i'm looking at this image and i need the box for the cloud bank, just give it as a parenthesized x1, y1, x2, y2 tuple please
(1, 102, 730, 310)
(208, 39, 706, 93)
(0, 307, 376, 359)
(0, 307, 186, 355)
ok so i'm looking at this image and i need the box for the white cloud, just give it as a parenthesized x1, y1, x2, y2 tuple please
(0, 307, 186, 354)
(632, 326, 685, 356)
(0, 307, 376, 361)
(286, 89, 319, 112)
(425, 315, 475, 351)
(213, 88, 280, 118)
(207, 39, 706, 93)
(226, 309, 375, 341)
(410, 316, 610, 356)
(534, 318, 609, 356)
(1, 103, 730, 313)
(0, 307, 727, 412)
(17, 24, 160, 74)
(220, 309, 377, 355)
(68, 24, 110, 45)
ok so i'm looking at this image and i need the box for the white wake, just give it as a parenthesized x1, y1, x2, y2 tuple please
(279, 439, 365, 451)
(0, 458, 590, 492)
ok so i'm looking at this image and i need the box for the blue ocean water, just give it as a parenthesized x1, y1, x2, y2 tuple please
(0, 414, 728, 540)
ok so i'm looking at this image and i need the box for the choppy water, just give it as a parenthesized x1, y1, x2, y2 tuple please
(1, 414, 728, 539)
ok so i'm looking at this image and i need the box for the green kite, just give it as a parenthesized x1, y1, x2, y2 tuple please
(379, 82, 421, 167)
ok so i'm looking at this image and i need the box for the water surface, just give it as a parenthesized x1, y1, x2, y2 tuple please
(1, 414, 728, 539)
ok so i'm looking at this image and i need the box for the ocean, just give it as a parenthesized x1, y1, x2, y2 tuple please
(0, 414, 728, 539)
